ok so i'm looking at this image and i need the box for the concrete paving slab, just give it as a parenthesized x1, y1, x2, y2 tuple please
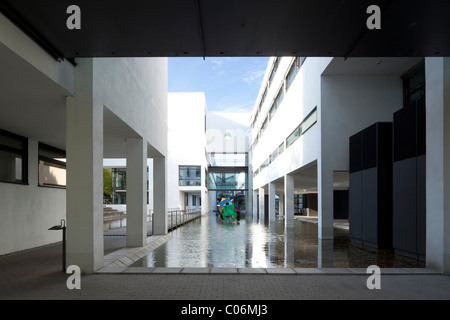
(238, 268, 267, 274)
(320, 268, 354, 274)
(210, 268, 238, 274)
(152, 267, 182, 273)
(181, 267, 210, 274)
(123, 267, 156, 273)
(266, 268, 296, 274)
(294, 268, 325, 274)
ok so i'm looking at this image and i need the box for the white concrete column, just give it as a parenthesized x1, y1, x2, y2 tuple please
(252, 190, 258, 219)
(268, 182, 276, 221)
(284, 174, 294, 227)
(153, 156, 167, 235)
(201, 166, 207, 214)
(66, 58, 104, 274)
(318, 159, 334, 239)
(258, 187, 265, 222)
(279, 192, 284, 217)
(425, 57, 450, 274)
(126, 138, 147, 247)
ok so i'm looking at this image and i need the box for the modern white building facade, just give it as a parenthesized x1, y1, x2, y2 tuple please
(2, 3, 450, 275)
(167, 92, 208, 214)
(0, 12, 169, 273)
(250, 55, 450, 273)
(206, 111, 251, 214)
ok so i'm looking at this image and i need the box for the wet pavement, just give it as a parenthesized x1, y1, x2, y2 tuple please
(1, 212, 449, 302)
(129, 213, 425, 269)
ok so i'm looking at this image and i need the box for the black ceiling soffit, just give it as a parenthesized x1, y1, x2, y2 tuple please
(1, 0, 449, 62)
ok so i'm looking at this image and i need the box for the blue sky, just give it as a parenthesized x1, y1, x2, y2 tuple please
(168, 57, 270, 113)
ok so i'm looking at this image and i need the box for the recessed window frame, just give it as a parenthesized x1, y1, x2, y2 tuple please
(179, 165, 201, 186)
(0, 129, 28, 185)
(38, 142, 67, 188)
(286, 107, 317, 148)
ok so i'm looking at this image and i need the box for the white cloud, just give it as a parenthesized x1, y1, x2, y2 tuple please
(243, 69, 266, 85)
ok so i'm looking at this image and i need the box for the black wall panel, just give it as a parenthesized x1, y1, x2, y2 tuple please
(393, 158, 417, 254)
(362, 124, 377, 170)
(349, 132, 362, 173)
(348, 122, 393, 249)
(361, 168, 378, 245)
(392, 96, 426, 259)
(394, 105, 417, 162)
(349, 172, 362, 242)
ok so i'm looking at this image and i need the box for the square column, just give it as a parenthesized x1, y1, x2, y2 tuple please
(66, 59, 104, 274)
(425, 57, 450, 274)
(153, 156, 167, 235)
(318, 159, 334, 239)
(268, 182, 276, 221)
(252, 190, 258, 219)
(284, 174, 294, 227)
(278, 192, 284, 217)
(258, 187, 265, 222)
(126, 138, 147, 247)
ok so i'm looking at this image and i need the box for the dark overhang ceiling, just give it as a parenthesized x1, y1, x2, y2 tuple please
(1, 0, 449, 61)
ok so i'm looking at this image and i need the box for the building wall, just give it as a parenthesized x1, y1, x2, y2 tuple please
(94, 58, 168, 157)
(0, 140, 66, 255)
(320, 74, 403, 171)
(0, 13, 74, 256)
(252, 57, 331, 190)
(167, 92, 208, 210)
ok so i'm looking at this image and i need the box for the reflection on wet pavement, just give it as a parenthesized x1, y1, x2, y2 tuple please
(130, 213, 425, 269)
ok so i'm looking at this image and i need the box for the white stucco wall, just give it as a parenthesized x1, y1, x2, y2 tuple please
(252, 57, 331, 189)
(206, 112, 251, 154)
(320, 74, 403, 170)
(167, 92, 208, 210)
(94, 58, 168, 157)
(0, 13, 73, 256)
(0, 140, 65, 255)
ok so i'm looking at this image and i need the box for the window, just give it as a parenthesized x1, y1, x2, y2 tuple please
(286, 107, 317, 147)
(38, 143, 66, 188)
(260, 116, 269, 136)
(269, 84, 285, 120)
(270, 142, 285, 163)
(258, 86, 267, 112)
(286, 57, 301, 90)
(268, 57, 281, 87)
(208, 171, 248, 190)
(179, 166, 201, 186)
(0, 129, 27, 184)
(403, 62, 425, 106)
(208, 153, 248, 167)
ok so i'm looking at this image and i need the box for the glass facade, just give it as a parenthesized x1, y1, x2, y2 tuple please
(110, 167, 150, 204)
(179, 166, 201, 186)
(112, 168, 127, 204)
(208, 171, 248, 190)
(208, 153, 248, 167)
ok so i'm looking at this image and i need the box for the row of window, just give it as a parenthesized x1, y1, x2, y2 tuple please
(0, 129, 67, 187)
(251, 57, 306, 149)
(179, 165, 201, 186)
(253, 107, 317, 177)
